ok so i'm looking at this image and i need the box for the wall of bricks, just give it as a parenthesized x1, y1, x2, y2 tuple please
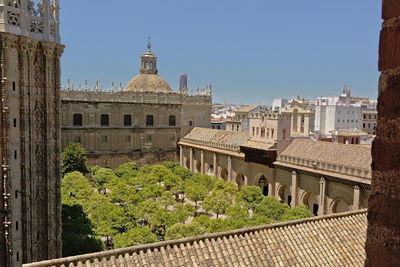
(365, 1, 400, 266)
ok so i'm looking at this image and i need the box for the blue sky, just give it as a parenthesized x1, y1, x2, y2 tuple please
(60, 1, 381, 105)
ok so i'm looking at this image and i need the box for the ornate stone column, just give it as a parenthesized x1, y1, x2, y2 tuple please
(200, 150, 204, 174)
(304, 114, 310, 135)
(297, 114, 302, 134)
(189, 147, 193, 172)
(227, 156, 232, 181)
(353, 184, 360, 210)
(179, 145, 183, 166)
(213, 152, 217, 177)
(269, 167, 276, 197)
(318, 177, 326, 216)
(291, 170, 299, 208)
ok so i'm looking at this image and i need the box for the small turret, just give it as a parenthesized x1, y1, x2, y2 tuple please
(140, 37, 158, 75)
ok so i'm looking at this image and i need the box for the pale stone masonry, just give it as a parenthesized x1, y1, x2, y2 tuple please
(180, 128, 371, 216)
(60, 41, 212, 169)
(0, 1, 63, 266)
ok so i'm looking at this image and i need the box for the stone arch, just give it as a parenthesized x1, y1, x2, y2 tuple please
(235, 172, 246, 190)
(257, 175, 269, 196)
(277, 184, 291, 205)
(220, 167, 228, 180)
(207, 164, 214, 176)
(185, 158, 190, 169)
(301, 191, 320, 215)
(195, 160, 201, 173)
(330, 198, 351, 214)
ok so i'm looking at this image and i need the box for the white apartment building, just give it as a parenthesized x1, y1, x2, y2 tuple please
(315, 101, 361, 136)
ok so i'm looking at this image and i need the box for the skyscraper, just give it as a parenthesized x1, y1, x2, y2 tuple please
(179, 74, 187, 91)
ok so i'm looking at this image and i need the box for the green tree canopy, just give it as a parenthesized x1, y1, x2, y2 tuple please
(165, 222, 206, 240)
(237, 186, 264, 211)
(113, 227, 158, 248)
(184, 181, 208, 209)
(61, 171, 95, 208)
(61, 204, 104, 257)
(190, 173, 216, 191)
(253, 196, 290, 221)
(202, 190, 233, 218)
(114, 162, 138, 179)
(61, 143, 88, 176)
(91, 168, 118, 193)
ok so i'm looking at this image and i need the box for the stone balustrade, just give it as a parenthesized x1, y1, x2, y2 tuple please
(180, 137, 242, 152)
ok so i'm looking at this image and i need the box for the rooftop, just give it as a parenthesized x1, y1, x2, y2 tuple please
(181, 127, 249, 148)
(235, 105, 258, 113)
(279, 139, 371, 171)
(24, 209, 367, 267)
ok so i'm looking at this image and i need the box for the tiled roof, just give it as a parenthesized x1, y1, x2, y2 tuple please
(235, 105, 258, 113)
(24, 210, 367, 267)
(182, 127, 249, 146)
(279, 139, 372, 171)
(240, 140, 276, 150)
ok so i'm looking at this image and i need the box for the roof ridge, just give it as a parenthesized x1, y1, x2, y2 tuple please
(24, 209, 367, 267)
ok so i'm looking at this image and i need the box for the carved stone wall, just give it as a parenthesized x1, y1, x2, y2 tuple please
(0, 31, 63, 266)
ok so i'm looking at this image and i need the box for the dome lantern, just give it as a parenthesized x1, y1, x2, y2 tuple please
(124, 38, 172, 92)
(140, 37, 158, 75)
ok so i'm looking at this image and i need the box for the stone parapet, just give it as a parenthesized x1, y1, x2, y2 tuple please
(60, 90, 212, 105)
(180, 137, 242, 153)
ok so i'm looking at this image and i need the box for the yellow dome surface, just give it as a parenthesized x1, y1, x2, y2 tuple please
(124, 74, 172, 92)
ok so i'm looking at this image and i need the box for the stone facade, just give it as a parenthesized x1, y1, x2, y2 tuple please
(361, 106, 377, 135)
(225, 105, 256, 132)
(180, 128, 371, 216)
(0, 1, 63, 266)
(61, 43, 212, 169)
(280, 97, 314, 138)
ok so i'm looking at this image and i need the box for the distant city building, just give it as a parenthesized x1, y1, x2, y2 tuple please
(226, 105, 257, 132)
(211, 118, 226, 130)
(179, 74, 187, 91)
(331, 129, 369, 145)
(248, 106, 291, 155)
(361, 103, 377, 135)
(61, 41, 212, 169)
(272, 98, 288, 112)
(281, 97, 315, 138)
(314, 87, 364, 136)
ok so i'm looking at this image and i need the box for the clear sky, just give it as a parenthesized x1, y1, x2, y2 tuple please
(60, 1, 381, 105)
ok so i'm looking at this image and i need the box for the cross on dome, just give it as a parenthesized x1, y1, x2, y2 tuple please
(147, 37, 151, 53)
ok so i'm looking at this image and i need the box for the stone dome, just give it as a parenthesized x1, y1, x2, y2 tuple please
(124, 73, 172, 92)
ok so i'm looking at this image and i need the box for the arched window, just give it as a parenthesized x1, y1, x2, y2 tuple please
(282, 128, 286, 140)
(169, 115, 176, 126)
(73, 114, 82, 126)
(146, 115, 154, 126)
(144, 61, 149, 69)
(149, 62, 153, 69)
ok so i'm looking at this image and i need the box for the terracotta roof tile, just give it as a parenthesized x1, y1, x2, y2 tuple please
(279, 139, 372, 170)
(24, 210, 367, 267)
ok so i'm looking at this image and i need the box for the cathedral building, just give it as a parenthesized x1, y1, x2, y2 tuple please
(60, 40, 212, 169)
(0, 0, 64, 266)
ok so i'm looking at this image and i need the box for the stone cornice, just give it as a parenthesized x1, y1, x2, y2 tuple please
(61, 90, 212, 105)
